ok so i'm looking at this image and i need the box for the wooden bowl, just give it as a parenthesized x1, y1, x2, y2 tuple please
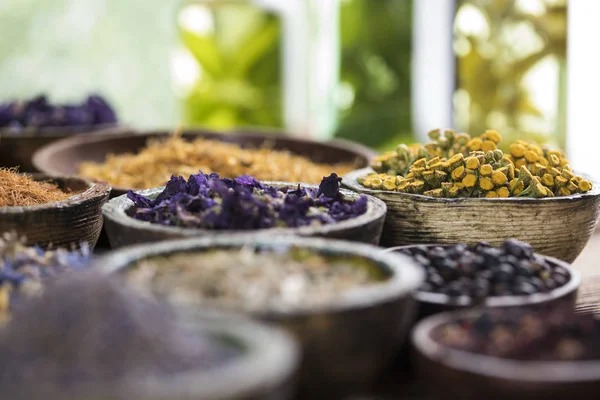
(413, 308, 600, 399)
(5, 309, 300, 400)
(0, 174, 111, 249)
(384, 244, 581, 320)
(0, 124, 125, 172)
(101, 183, 387, 248)
(344, 167, 600, 263)
(95, 235, 425, 397)
(32, 128, 376, 197)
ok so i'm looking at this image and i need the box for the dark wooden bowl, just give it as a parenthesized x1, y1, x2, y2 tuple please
(413, 308, 600, 400)
(0, 174, 111, 249)
(95, 235, 425, 397)
(384, 244, 580, 320)
(344, 167, 600, 263)
(0, 124, 125, 172)
(5, 309, 300, 400)
(32, 128, 376, 197)
(101, 183, 387, 248)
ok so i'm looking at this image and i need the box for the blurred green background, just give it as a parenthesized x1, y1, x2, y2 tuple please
(0, 0, 566, 152)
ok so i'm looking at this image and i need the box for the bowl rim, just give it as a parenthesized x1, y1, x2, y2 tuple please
(94, 235, 425, 317)
(101, 182, 387, 240)
(31, 129, 377, 191)
(383, 243, 581, 308)
(412, 307, 600, 383)
(343, 167, 600, 203)
(3, 309, 300, 400)
(0, 123, 123, 138)
(0, 173, 111, 214)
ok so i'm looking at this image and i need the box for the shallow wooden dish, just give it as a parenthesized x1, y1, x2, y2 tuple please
(6, 310, 300, 400)
(344, 167, 600, 263)
(0, 124, 124, 172)
(96, 235, 425, 397)
(385, 244, 580, 320)
(101, 183, 387, 247)
(0, 174, 111, 249)
(32, 128, 376, 197)
(413, 308, 600, 400)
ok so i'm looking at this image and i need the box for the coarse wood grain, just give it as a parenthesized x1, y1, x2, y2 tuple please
(344, 168, 600, 263)
(0, 175, 110, 249)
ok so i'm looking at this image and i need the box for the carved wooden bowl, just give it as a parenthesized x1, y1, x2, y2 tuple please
(32, 128, 376, 197)
(101, 183, 387, 247)
(96, 235, 425, 397)
(0, 174, 110, 249)
(344, 168, 600, 263)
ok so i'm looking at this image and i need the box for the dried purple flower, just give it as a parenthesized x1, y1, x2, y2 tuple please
(127, 171, 368, 230)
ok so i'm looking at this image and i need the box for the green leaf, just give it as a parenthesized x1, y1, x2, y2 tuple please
(179, 28, 224, 78)
(230, 19, 280, 78)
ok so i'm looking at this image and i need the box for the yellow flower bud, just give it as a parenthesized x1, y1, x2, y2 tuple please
(579, 180, 593, 192)
(467, 138, 482, 151)
(541, 174, 554, 187)
(567, 181, 578, 193)
(382, 179, 396, 191)
(410, 180, 425, 193)
(479, 164, 493, 176)
(448, 153, 465, 169)
(462, 174, 478, 188)
(549, 167, 561, 177)
(492, 170, 508, 185)
(412, 158, 427, 168)
(558, 187, 571, 196)
(405, 172, 415, 179)
(561, 169, 575, 180)
(427, 128, 441, 141)
(479, 177, 494, 191)
(465, 157, 480, 170)
(485, 191, 499, 198)
(481, 140, 497, 153)
(514, 158, 527, 170)
(524, 150, 539, 163)
(482, 129, 502, 144)
(555, 176, 568, 187)
(424, 188, 444, 197)
(549, 154, 560, 167)
(451, 166, 466, 181)
(366, 177, 383, 189)
(510, 143, 526, 158)
(411, 167, 425, 178)
(496, 187, 510, 198)
(538, 156, 549, 167)
(455, 132, 471, 145)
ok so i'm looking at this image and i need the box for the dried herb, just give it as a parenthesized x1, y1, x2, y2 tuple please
(127, 246, 383, 312)
(0, 232, 93, 319)
(0, 272, 234, 393)
(127, 172, 368, 230)
(398, 240, 569, 300)
(0, 94, 117, 130)
(79, 131, 358, 189)
(435, 307, 600, 361)
(361, 129, 592, 198)
(0, 168, 74, 207)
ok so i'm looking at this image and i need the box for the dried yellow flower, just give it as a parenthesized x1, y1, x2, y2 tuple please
(465, 157, 480, 170)
(485, 191, 499, 198)
(479, 177, 494, 191)
(462, 174, 478, 188)
(481, 140, 497, 153)
(579, 180, 593, 192)
(496, 187, 510, 198)
(492, 170, 508, 186)
(510, 143, 526, 158)
(479, 164, 493, 176)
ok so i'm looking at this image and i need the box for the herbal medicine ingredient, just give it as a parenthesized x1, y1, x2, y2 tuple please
(0, 168, 74, 207)
(127, 247, 385, 313)
(79, 133, 358, 189)
(127, 172, 368, 230)
(360, 129, 592, 198)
